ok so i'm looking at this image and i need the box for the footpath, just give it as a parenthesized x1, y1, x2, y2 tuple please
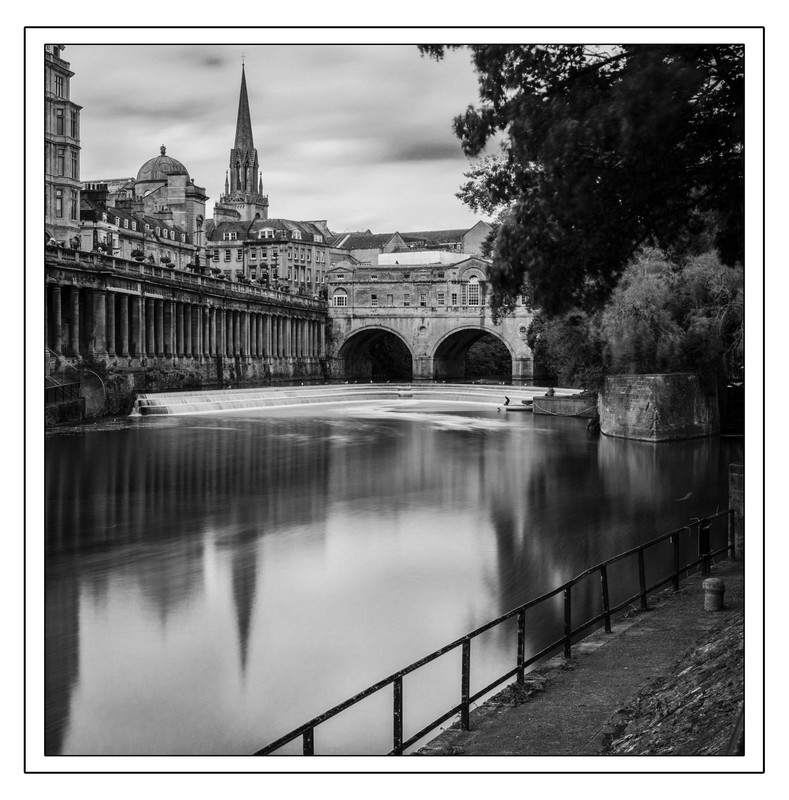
(417, 559, 744, 757)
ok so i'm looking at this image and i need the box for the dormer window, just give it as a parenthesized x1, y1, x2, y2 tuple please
(131, 221, 137, 231)
(314, 234, 323, 243)
(259, 228, 274, 239)
(181, 233, 186, 242)
(155, 227, 160, 236)
(123, 219, 129, 229)
(292, 230, 302, 240)
(224, 231, 238, 241)
(115, 216, 120, 226)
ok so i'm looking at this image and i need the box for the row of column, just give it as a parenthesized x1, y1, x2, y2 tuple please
(46, 285, 325, 360)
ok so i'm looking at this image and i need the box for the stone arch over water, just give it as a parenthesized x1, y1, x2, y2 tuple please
(336, 325, 415, 381)
(431, 326, 515, 382)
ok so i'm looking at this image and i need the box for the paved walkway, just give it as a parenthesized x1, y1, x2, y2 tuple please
(417, 560, 744, 756)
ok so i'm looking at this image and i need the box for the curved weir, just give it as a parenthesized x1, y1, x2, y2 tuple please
(130, 384, 572, 416)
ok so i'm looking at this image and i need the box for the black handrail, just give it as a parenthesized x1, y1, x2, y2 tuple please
(253, 509, 734, 756)
(45, 381, 80, 405)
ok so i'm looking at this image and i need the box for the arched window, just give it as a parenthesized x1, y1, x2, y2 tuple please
(332, 288, 348, 307)
(468, 275, 480, 306)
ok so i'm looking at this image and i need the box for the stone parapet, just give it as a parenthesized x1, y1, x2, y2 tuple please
(532, 395, 598, 418)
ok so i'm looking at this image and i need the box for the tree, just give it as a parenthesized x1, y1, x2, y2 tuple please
(420, 45, 744, 317)
(527, 248, 743, 391)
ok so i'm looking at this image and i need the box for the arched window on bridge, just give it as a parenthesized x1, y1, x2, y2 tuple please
(332, 288, 348, 307)
(467, 276, 480, 306)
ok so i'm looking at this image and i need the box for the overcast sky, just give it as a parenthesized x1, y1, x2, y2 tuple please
(63, 43, 494, 234)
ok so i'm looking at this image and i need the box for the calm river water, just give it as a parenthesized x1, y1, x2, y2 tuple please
(45, 400, 742, 755)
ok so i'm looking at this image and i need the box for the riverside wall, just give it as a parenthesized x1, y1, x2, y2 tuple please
(599, 373, 719, 441)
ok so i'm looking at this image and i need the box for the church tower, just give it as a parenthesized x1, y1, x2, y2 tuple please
(213, 64, 269, 222)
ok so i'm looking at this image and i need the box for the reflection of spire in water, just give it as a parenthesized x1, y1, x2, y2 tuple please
(229, 531, 260, 676)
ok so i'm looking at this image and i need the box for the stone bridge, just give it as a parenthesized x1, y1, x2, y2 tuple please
(326, 256, 536, 382)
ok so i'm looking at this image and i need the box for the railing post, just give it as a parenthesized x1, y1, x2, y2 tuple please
(563, 586, 572, 658)
(672, 533, 681, 591)
(460, 640, 471, 731)
(699, 519, 711, 576)
(516, 608, 526, 683)
(303, 727, 314, 756)
(637, 549, 648, 610)
(600, 565, 611, 633)
(393, 677, 403, 755)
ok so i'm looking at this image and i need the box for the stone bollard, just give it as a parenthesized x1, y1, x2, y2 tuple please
(702, 578, 725, 611)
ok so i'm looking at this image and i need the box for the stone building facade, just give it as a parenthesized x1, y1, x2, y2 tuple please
(44, 45, 82, 247)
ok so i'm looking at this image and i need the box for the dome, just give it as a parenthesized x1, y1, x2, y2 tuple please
(136, 145, 189, 183)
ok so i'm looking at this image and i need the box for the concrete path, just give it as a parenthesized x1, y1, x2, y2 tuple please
(417, 560, 744, 756)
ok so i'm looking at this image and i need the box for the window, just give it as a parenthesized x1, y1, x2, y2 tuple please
(300, 249, 305, 262)
(131, 221, 137, 231)
(213, 250, 219, 261)
(333, 289, 348, 307)
(370, 274, 378, 281)
(403, 293, 411, 307)
(224, 249, 231, 262)
(54, 74, 64, 96)
(55, 189, 63, 217)
(437, 271, 445, 278)
(451, 292, 458, 305)
(250, 249, 257, 261)
(387, 294, 394, 306)
(315, 234, 323, 243)
(468, 277, 480, 306)
(306, 250, 311, 262)
(69, 190, 77, 220)
(55, 108, 64, 135)
(224, 231, 238, 241)
(181, 233, 186, 243)
(260, 228, 274, 239)
(123, 219, 129, 229)
(237, 249, 243, 261)
(437, 292, 445, 306)
(403, 272, 411, 280)
(287, 248, 293, 260)
(419, 293, 427, 307)
(371, 294, 378, 307)
(292, 230, 302, 240)
(56, 148, 65, 175)
(307, 269, 311, 282)
(335, 273, 345, 281)
(155, 227, 160, 236)
(70, 112, 77, 138)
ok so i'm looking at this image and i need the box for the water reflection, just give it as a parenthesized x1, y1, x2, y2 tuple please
(45, 403, 742, 754)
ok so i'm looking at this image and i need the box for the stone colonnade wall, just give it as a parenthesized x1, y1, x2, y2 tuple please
(599, 373, 719, 441)
(45, 249, 329, 409)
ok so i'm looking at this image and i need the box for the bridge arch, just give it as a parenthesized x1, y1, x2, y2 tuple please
(336, 325, 416, 381)
(430, 325, 515, 382)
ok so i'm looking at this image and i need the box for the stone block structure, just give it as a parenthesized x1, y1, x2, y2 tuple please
(599, 373, 719, 441)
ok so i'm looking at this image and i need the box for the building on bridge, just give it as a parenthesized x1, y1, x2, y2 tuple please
(326, 250, 536, 383)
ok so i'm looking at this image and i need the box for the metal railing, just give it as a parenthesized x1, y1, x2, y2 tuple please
(253, 509, 734, 756)
(45, 381, 80, 405)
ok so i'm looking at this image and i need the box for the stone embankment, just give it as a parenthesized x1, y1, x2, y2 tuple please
(418, 560, 744, 757)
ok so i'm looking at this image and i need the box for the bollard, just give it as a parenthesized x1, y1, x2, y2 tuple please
(702, 578, 725, 611)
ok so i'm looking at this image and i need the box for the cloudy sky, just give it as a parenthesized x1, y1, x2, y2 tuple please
(63, 42, 495, 235)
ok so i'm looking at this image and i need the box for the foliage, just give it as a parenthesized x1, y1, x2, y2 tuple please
(465, 334, 511, 378)
(420, 45, 744, 317)
(525, 248, 743, 390)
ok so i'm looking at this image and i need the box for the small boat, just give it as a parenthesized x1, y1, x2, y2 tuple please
(503, 399, 533, 412)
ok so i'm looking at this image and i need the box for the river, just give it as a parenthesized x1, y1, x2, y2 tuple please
(45, 399, 742, 755)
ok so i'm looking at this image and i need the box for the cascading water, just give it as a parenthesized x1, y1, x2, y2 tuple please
(129, 384, 554, 416)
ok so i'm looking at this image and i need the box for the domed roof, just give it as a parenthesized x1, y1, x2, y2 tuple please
(136, 145, 189, 183)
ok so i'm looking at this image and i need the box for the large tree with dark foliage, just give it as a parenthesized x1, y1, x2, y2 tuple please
(420, 45, 744, 318)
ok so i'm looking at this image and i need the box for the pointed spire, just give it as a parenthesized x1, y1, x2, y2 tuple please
(225, 171, 229, 194)
(234, 64, 254, 152)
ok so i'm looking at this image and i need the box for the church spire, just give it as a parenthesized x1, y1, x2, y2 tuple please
(234, 64, 254, 152)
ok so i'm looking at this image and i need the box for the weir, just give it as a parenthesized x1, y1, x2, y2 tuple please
(129, 383, 578, 416)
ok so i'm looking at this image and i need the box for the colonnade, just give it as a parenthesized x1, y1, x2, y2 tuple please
(45, 284, 325, 361)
